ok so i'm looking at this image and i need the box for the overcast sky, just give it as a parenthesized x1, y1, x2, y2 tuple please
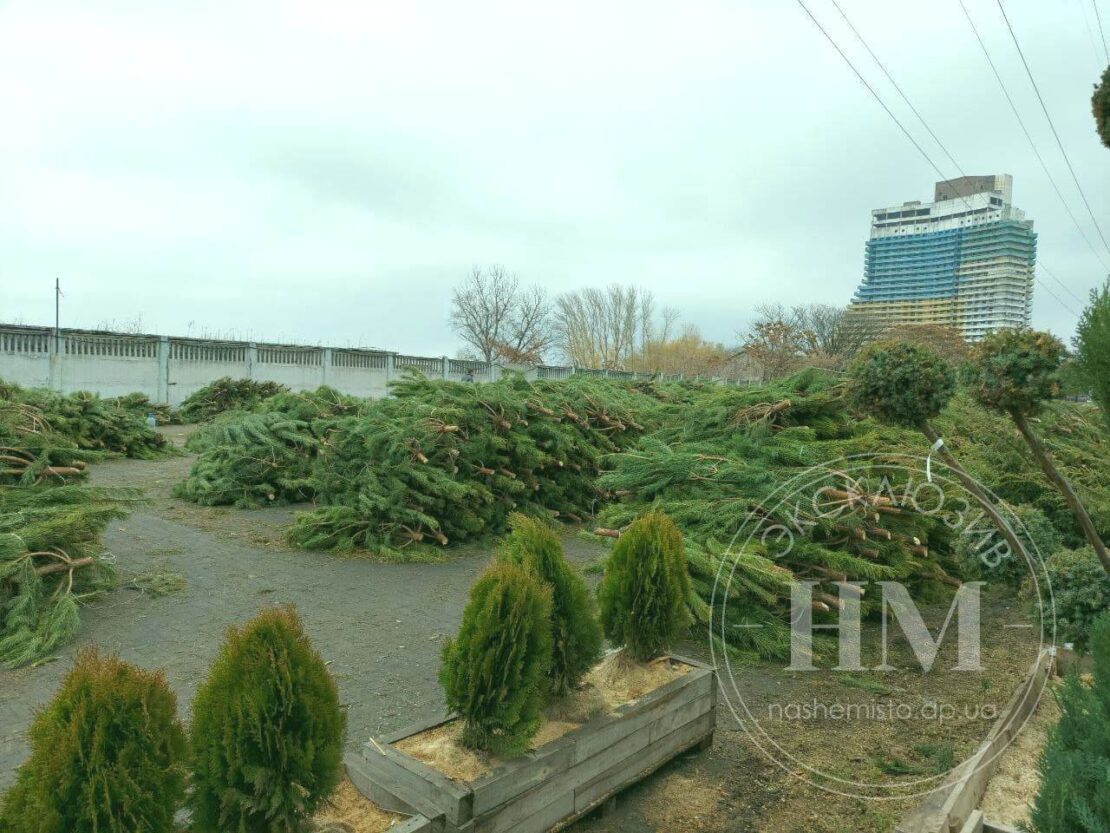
(1, 0, 1108, 355)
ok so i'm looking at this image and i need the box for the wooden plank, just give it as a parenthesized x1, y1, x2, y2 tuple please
(392, 814, 445, 833)
(616, 666, 713, 720)
(380, 713, 459, 746)
(958, 810, 984, 833)
(359, 741, 474, 827)
(649, 693, 715, 742)
(470, 737, 576, 816)
(573, 711, 714, 814)
(473, 722, 656, 833)
(500, 792, 574, 833)
(345, 752, 421, 816)
(573, 669, 712, 763)
(895, 649, 1053, 833)
(343, 754, 444, 833)
(667, 653, 715, 672)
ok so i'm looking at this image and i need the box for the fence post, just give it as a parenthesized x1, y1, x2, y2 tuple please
(442, 356, 449, 379)
(321, 348, 332, 387)
(157, 336, 170, 404)
(247, 342, 258, 379)
(386, 352, 396, 385)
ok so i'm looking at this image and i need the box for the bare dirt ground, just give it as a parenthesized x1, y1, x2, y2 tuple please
(0, 429, 1045, 833)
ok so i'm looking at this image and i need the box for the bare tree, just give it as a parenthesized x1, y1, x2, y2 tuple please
(500, 284, 554, 364)
(738, 303, 881, 380)
(449, 266, 553, 363)
(792, 304, 882, 367)
(554, 285, 658, 368)
(739, 304, 806, 381)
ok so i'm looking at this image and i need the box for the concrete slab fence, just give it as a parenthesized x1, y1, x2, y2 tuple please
(0, 324, 758, 406)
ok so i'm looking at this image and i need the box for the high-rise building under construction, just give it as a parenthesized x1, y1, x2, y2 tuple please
(850, 175, 1035, 341)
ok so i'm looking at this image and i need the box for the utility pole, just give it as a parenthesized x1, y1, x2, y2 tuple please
(49, 278, 63, 392)
(54, 278, 61, 355)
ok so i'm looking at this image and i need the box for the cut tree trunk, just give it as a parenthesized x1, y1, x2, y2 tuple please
(33, 556, 95, 576)
(921, 422, 1035, 576)
(1011, 410, 1110, 577)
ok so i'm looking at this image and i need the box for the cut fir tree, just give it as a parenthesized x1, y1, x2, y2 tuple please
(0, 485, 139, 667)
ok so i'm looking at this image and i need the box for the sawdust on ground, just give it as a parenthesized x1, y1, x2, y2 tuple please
(978, 680, 1061, 828)
(393, 652, 692, 783)
(640, 771, 727, 831)
(313, 779, 404, 833)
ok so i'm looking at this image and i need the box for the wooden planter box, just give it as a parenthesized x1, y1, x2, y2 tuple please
(346, 655, 716, 833)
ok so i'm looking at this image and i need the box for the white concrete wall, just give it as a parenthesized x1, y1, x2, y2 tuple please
(0, 324, 757, 404)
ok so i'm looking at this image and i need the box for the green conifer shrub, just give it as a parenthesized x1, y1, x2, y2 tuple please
(497, 513, 602, 697)
(1030, 610, 1110, 832)
(847, 342, 956, 429)
(1027, 546, 1110, 650)
(0, 649, 186, 833)
(440, 562, 553, 755)
(598, 509, 691, 662)
(1094, 65, 1110, 149)
(188, 606, 345, 833)
(956, 503, 1061, 587)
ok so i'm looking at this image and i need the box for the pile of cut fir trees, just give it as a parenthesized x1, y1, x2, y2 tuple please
(0, 382, 167, 667)
(0, 604, 348, 833)
(597, 331, 1110, 658)
(175, 374, 666, 555)
(0, 380, 169, 461)
(177, 376, 290, 423)
(174, 383, 365, 507)
(172, 333, 1109, 656)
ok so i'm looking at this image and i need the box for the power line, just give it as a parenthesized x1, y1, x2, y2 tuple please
(1094, 0, 1110, 63)
(958, 0, 1108, 279)
(994, 0, 1110, 261)
(794, 0, 950, 184)
(828, 0, 969, 181)
(1037, 265, 1081, 315)
(1039, 262, 1085, 311)
(796, 0, 1080, 318)
(1077, 0, 1105, 68)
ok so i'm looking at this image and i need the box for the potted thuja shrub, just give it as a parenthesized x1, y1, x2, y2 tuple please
(347, 511, 717, 832)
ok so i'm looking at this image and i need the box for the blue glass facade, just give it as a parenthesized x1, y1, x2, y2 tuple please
(857, 228, 962, 303)
(854, 220, 1036, 305)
